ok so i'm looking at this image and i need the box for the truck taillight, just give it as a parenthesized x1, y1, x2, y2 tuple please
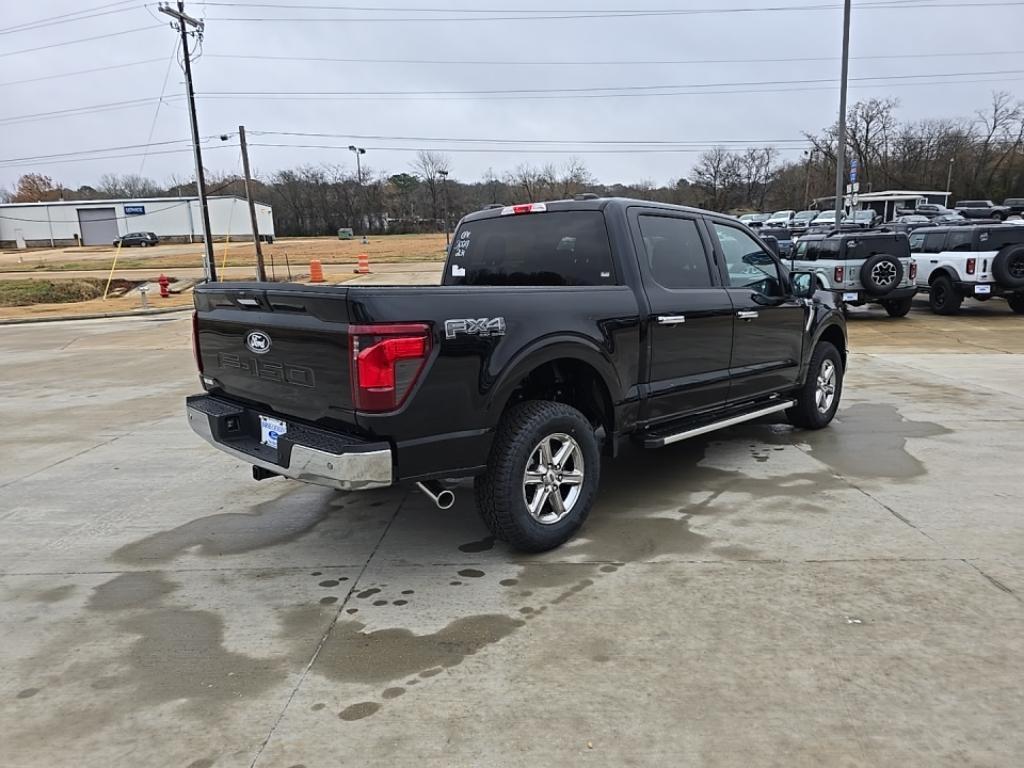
(909, 261, 917, 281)
(834, 266, 844, 282)
(191, 311, 203, 374)
(350, 323, 431, 412)
(966, 257, 976, 275)
(501, 202, 547, 216)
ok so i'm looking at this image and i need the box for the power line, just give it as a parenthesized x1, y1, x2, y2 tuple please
(198, 68, 1024, 99)
(0, 144, 234, 170)
(0, 25, 163, 58)
(251, 130, 810, 146)
(0, 97, 183, 127)
(202, 0, 1024, 22)
(206, 48, 1024, 68)
(249, 142, 809, 155)
(139, 40, 183, 175)
(0, 58, 166, 89)
(0, 0, 138, 35)
(0, 138, 200, 165)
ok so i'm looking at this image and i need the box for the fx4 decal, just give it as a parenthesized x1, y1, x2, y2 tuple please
(445, 317, 507, 340)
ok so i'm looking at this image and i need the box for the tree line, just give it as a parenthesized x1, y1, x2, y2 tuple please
(4, 92, 1024, 235)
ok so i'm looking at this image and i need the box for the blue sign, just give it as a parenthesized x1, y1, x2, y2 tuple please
(849, 158, 858, 183)
(124, 205, 145, 215)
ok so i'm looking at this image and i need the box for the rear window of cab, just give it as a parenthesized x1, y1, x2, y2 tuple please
(444, 211, 616, 287)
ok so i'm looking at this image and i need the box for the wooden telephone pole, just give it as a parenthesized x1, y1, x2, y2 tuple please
(158, 1, 216, 281)
(238, 126, 267, 281)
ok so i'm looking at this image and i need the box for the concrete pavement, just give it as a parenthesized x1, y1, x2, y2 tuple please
(1, 312, 1022, 767)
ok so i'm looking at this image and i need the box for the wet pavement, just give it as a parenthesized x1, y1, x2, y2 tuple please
(1, 308, 1023, 767)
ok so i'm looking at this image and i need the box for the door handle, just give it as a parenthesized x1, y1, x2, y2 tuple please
(656, 315, 687, 325)
(737, 310, 759, 320)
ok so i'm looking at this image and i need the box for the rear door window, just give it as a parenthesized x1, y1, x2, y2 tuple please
(445, 211, 615, 286)
(923, 233, 946, 253)
(946, 231, 973, 252)
(637, 215, 713, 289)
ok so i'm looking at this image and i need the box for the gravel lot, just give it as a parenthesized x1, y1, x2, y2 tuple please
(1, 302, 1022, 767)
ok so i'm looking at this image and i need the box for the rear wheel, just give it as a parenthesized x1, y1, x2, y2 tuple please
(787, 342, 843, 429)
(929, 275, 962, 315)
(140, 241, 149, 248)
(1007, 294, 1024, 314)
(474, 401, 599, 552)
(881, 296, 914, 317)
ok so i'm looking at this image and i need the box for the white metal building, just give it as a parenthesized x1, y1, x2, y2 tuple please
(0, 196, 275, 248)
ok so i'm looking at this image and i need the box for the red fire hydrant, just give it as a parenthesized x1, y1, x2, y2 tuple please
(158, 274, 170, 299)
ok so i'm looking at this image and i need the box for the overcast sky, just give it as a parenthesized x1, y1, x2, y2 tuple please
(0, 1, 1017, 191)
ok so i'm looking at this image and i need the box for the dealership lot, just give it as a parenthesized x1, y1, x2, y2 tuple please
(2, 304, 1023, 767)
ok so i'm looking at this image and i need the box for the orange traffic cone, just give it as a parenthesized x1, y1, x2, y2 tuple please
(309, 259, 325, 283)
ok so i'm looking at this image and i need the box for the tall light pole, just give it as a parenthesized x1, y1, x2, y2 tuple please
(803, 148, 816, 208)
(438, 169, 450, 248)
(945, 157, 955, 205)
(236, 126, 266, 281)
(158, 1, 216, 281)
(833, 0, 852, 223)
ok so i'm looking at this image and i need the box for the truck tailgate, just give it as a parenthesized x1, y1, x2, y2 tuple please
(194, 283, 356, 425)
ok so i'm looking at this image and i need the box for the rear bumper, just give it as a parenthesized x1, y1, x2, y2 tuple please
(951, 281, 1022, 298)
(831, 285, 917, 303)
(186, 394, 393, 491)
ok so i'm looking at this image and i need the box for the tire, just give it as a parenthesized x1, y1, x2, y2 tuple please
(1007, 294, 1024, 314)
(474, 401, 600, 553)
(881, 296, 914, 317)
(929, 274, 962, 315)
(992, 244, 1024, 289)
(140, 241, 149, 248)
(859, 253, 904, 296)
(787, 341, 843, 429)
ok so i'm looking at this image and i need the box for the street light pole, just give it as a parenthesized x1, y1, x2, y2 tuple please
(833, 0, 852, 223)
(438, 169, 450, 248)
(158, 1, 216, 281)
(803, 149, 816, 208)
(945, 158, 955, 205)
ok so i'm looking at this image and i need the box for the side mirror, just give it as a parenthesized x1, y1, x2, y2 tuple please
(790, 271, 815, 299)
(761, 235, 780, 256)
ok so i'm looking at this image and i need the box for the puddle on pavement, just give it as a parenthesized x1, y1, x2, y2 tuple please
(32, 585, 76, 603)
(87, 572, 178, 611)
(111, 485, 336, 563)
(314, 615, 524, 685)
(117, 608, 287, 708)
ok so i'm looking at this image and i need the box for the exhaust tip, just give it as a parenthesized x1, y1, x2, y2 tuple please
(416, 481, 456, 510)
(435, 490, 455, 510)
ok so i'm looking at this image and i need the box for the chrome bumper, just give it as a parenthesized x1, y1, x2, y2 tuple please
(186, 397, 393, 491)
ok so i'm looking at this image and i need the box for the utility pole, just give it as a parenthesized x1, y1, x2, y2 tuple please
(833, 0, 852, 224)
(803, 149, 816, 208)
(348, 145, 366, 234)
(159, 1, 216, 281)
(438, 169, 450, 248)
(238, 126, 267, 281)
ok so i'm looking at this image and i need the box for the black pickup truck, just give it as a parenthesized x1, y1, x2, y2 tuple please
(186, 198, 847, 551)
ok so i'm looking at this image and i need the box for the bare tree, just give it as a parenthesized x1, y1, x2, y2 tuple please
(412, 150, 451, 223)
(96, 173, 161, 198)
(558, 157, 594, 198)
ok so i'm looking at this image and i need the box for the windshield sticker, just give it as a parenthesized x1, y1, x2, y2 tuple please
(451, 264, 466, 277)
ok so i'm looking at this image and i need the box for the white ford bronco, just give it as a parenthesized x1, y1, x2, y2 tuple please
(909, 224, 1024, 314)
(788, 231, 917, 317)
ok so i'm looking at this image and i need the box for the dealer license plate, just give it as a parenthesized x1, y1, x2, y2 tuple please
(259, 415, 287, 449)
(974, 285, 992, 295)
(842, 292, 859, 301)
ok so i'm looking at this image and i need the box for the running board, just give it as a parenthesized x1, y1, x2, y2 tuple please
(642, 400, 795, 448)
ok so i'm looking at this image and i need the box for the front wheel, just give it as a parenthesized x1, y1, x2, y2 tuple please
(787, 342, 844, 429)
(929, 275, 962, 315)
(881, 296, 914, 317)
(474, 401, 600, 552)
(1007, 294, 1024, 314)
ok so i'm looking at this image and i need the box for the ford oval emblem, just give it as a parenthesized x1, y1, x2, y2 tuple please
(245, 330, 271, 354)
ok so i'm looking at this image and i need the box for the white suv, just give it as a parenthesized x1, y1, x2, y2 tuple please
(788, 231, 918, 317)
(909, 224, 1024, 314)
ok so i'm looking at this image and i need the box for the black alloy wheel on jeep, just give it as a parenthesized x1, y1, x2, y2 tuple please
(859, 254, 904, 296)
(993, 244, 1024, 290)
(929, 274, 963, 315)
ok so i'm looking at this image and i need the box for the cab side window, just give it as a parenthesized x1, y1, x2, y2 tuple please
(908, 232, 927, 252)
(712, 221, 784, 296)
(637, 215, 713, 290)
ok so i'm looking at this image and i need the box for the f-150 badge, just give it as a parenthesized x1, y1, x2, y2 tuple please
(445, 317, 506, 340)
